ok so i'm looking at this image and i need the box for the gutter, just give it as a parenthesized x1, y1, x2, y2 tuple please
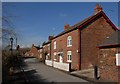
(97, 44, 120, 49)
(78, 29, 81, 70)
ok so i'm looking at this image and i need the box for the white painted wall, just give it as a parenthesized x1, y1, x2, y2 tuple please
(45, 60, 53, 66)
(53, 61, 70, 71)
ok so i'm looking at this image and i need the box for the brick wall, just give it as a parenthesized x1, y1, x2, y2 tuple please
(37, 48, 44, 61)
(81, 16, 115, 69)
(51, 29, 79, 70)
(29, 46, 39, 57)
(43, 43, 51, 60)
(99, 48, 120, 82)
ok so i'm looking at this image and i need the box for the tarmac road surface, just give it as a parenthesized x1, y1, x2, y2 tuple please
(24, 58, 88, 83)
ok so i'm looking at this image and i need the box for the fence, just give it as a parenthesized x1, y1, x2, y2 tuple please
(45, 60, 53, 66)
(45, 60, 71, 72)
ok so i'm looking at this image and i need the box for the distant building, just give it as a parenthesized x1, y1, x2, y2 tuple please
(25, 44, 44, 61)
(18, 47, 30, 56)
(98, 30, 120, 82)
(42, 35, 54, 60)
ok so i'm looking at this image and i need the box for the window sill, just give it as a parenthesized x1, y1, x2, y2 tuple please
(67, 45, 72, 47)
(67, 60, 72, 62)
(54, 59, 56, 61)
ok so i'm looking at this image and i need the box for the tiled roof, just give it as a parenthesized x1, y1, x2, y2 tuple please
(53, 11, 118, 39)
(71, 15, 94, 29)
(54, 15, 93, 39)
(98, 30, 120, 48)
(42, 40, 51, 46)
(34, 46, 40, 50)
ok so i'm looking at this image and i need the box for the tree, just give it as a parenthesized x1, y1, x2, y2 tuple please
(1, 3, 20, 82)
(2, 3, 19, 50)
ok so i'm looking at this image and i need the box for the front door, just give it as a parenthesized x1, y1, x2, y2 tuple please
(59, 53, 63, 63)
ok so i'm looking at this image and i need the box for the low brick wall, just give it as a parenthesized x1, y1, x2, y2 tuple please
(45, 60, 52, 66)
(53, 61, 70, 71)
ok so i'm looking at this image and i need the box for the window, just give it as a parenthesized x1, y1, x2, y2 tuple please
(54, 52, 57, 60)
(38, 49, 42, 52)
(54, 41, 56, 49)
(39, 54, 42, 58)
(67, 36, 72, 47)
(48, 44, 50, 50)
(116, 53, 120, 66)
(67, 51, 72, 62)
(46, 53, 49, 60)
(31, 53, 34, 56)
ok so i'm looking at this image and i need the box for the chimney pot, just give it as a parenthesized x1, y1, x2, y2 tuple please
(94, 4, 103, 14)
(64, 23, 70, 30)
(48, 35, 54, 40)
(32, 44, 34, 47)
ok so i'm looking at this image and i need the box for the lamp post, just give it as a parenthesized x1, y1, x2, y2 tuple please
(9, 37, 14, 75)
(10, 37, 13, 56)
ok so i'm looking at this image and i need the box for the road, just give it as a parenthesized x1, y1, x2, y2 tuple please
(24, 58, 88, 83)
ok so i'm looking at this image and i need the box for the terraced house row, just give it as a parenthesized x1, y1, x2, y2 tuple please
(42, 4, 118, 70)
(25, 4, 120, 82)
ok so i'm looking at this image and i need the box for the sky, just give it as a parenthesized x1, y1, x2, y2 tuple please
(2, 2, 119, 48)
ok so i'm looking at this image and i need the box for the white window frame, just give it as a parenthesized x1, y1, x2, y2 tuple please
(40, 49, 42, 52)
(67, 36, 72, 47)
(43, 45, 45, 48)
(116, 53, 120, 66)
(54, 52, 57, 60)
(38, 49, 42, 52)
(67, 51, 72, 62)
(39, 54, 42, 58)
(46, 53, 49, 60)
(54, 41, 56, 49)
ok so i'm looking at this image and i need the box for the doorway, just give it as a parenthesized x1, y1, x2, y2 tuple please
(59, 53, 63, 63)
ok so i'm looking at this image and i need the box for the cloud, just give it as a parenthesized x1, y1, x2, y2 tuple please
(52, 27, 55, 31)
(59, 13, 67, 17)
(19, 44, 31, 48)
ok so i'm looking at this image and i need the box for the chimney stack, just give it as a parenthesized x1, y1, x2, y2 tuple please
(32, 44, 34, 47)
(48, 35, 54, 40)
(64, 23, 70, 30)
(94, 4, 103, 14)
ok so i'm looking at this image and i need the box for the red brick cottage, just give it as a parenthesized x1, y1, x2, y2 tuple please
(45, 4, 118, 71)
(25, 44, 45, 61)
(98, 30, 120, 83)
(25, 44, 40, 58)
(42, 40, 51, 60)
(42, 35, 54, 60)
(38, 47, 44, 61)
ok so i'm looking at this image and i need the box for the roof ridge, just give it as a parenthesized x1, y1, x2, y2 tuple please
(52, 11, 118, 39)
(53, 11, 102, 39)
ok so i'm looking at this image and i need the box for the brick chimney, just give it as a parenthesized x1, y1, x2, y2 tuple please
(64, 23, 70, 30)
(48, 35, 54, 40)
(94, 4, 103, 14)
(32, 44, 34, 47)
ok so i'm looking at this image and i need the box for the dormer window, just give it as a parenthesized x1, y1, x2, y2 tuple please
(67, 36, 72, 47)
